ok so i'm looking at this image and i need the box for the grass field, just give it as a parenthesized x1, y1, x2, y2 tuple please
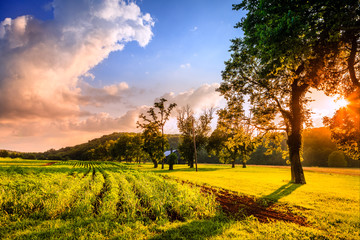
(0, 158, 359, 239)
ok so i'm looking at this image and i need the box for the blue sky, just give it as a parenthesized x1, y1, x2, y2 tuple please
(0, 0, 244, 151)
(0, 0, 336, 152)
(0, 0, 242, 90)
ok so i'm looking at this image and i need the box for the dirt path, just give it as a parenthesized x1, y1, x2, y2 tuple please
(42, 162, 57, 166)
(200, 184, 308, 226)
(175, 177, 309, 226)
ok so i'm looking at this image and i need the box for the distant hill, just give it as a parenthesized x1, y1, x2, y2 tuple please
(2, 128, 358, 167)
(45, 132, 130, 160)
(1, 132, 182, 160)
(45, 133, 182, 160)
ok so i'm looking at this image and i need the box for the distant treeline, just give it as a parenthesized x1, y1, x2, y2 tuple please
(0, 128, 358, 168)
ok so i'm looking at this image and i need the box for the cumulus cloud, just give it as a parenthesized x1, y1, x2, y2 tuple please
(0, 0, 154, 120)
(0, 83, 223, 151)
(79, 82, 130, 107)
(160, 83, 223, 111)
(69, 107, 145, 132)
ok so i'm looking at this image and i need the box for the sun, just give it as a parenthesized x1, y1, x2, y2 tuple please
(333, 98, 349, 109)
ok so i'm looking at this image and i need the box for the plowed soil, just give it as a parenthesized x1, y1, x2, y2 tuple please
(43, 162, 57, 166)
(178, 179, 309, 226)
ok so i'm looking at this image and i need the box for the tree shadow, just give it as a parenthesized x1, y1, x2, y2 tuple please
(144, 166, 227, 174)
(150, 216, 230, 240)
(260, 182, 302, 205)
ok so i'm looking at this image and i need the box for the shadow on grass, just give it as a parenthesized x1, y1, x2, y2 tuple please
(150, 216, 230, 240)
(8, 218, 96, 240)
(260, 182, 302, 205)
(8, 216, 231, 240)
(145, 166, 226, 174)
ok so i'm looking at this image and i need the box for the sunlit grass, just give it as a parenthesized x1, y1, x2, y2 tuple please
(135, 163, 360, 239)
(1, 158, 359, 239)
(0, 159, 219, 239)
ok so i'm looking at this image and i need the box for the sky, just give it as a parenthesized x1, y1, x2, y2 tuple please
(0, 0, 338, 152)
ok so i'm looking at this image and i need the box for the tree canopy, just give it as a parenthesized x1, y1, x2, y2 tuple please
(220, 0, 359, 183)
(177, 106, 214, 168)
(137, 98, 176, 168)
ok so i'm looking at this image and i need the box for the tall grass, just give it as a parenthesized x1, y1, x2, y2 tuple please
(0, 159, 219, 239)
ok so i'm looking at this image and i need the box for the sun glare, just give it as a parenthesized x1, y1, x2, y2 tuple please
(334, 98, 349, 109)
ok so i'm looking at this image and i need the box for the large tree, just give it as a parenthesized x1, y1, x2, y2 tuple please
(318, 1, 360, 160)
(220, 0, 358, 183)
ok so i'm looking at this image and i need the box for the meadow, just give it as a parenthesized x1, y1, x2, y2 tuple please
(0, 158, 359, 239)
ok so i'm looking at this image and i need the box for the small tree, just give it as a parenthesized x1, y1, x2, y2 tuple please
(208, 106, 259, 168)
(177, 106, 214, 168)
(138, 98, 177, 169)
(141, 122, 168, 168)
(168, 152, 178, 170)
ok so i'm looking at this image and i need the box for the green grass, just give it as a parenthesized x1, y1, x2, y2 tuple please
(0, 158, 359, 239)
(0, 158, 218, 239)
(135, 163, 360, 239)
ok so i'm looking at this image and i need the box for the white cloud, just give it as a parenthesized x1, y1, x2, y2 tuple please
(0, 0, 154, 121)
(180, 63, 191, 69)
(161, 83, 223, 112)
(0, 83, 224, 152)
(190, 26, 198, 32)
(104, 82, 129, 95)
(78, 82, 131, 107)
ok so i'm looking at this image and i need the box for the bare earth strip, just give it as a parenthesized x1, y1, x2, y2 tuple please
(164, 175, 310, 226)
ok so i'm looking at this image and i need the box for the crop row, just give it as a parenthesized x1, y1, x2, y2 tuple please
(0, 163, 218, 223)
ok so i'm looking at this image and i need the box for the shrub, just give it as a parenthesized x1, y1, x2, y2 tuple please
(168, 153, 178, 170)
(328, 151, 347, 167)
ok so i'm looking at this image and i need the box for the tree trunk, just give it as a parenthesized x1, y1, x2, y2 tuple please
(242, 161, 247, 168)
(288, 133, 306, 184)
(232, 160, 235, 168)
(169, 164, 173, 170)
(287, 81, 307, 184)
(189, 160, 194, 168)
(153, 160, 158, 168)
(161, 126, 165, 169)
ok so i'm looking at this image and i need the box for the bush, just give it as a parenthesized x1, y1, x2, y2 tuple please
(168, 153, 178, 170)
(0, 150, 9, 158)
(328, 151, 347, 167)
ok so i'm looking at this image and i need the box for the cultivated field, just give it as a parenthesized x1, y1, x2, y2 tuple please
(0, 158, 359, 239)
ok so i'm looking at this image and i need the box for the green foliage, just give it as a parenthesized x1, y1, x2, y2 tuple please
(0, 150, 9, 158)
(220, 0, 360, 184)
(177, 106, 214, 168)
(137, 98, 177, 168)
(141, 122, 168, 168)
(168, 153, 178, 170)
(107, 133, 145, 162)
(328, 151, 348, 168)
(324, 107, 360, 160)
